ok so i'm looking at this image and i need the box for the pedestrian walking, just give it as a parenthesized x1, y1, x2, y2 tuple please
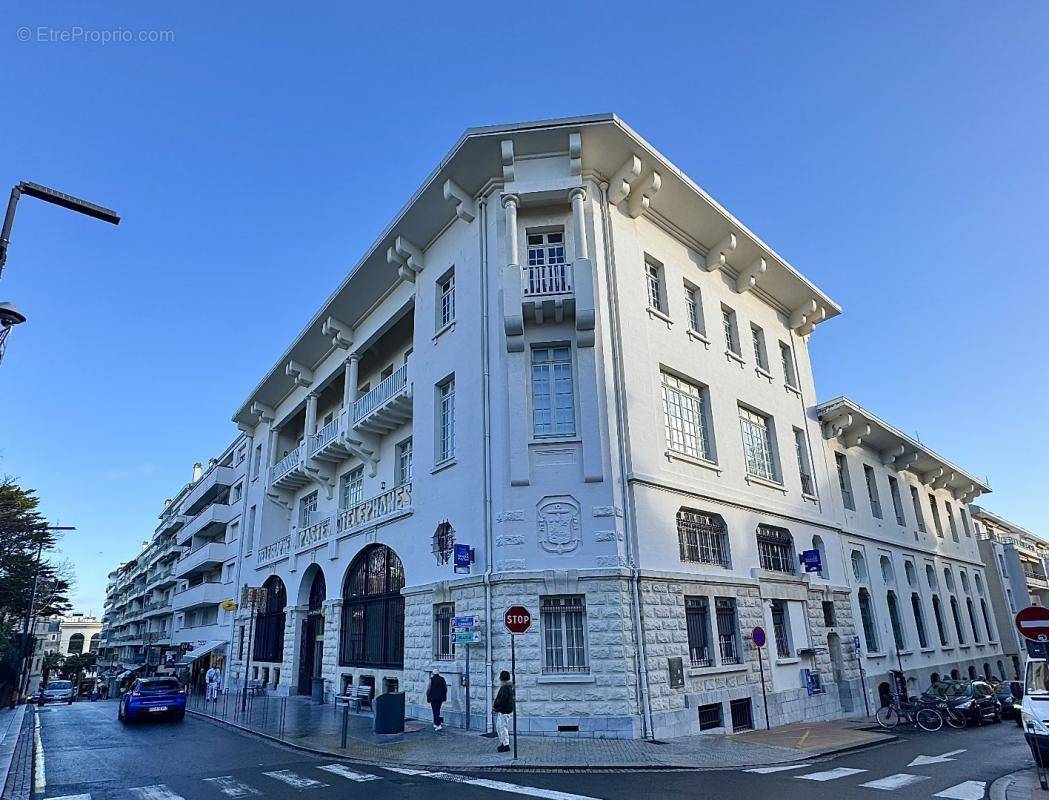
(205, 665, 221, 702)
(492, 670, 514, 753)
(426, 670, 448, 731)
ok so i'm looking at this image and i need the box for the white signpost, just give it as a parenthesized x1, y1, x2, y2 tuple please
(452, 616, 481, 730)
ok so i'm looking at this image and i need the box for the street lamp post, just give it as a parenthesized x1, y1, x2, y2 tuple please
(0, 181, 119, 366)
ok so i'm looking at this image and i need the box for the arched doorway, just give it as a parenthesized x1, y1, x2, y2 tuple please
(340, 545, 405, 669)
(254, 575, 287, 662)
(878, 681, 892, 707)
(67, 633, 85, 654)
(950, 668, 960, 681)
(297, 569, 326, 695)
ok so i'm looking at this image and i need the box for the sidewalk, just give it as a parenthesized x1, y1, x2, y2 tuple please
(188, 693, 894, 770)
(992, 768, 1049, 800)
(0, 705, 30, 800)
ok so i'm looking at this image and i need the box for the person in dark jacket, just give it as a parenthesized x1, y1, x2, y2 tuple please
(492, 670, 514, 752)
(425, 670, 448, 731)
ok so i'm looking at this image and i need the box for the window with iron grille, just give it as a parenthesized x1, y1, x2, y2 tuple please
(722, 305, 740, 355)
(780, 342, 797, 387)
(340, 466, 363, 509)
(437, 269, 455, 329)
(887, 591, 906, 650)
(910, 486, 926, 532)
(685, 283, 704, 334)
(858, 589, 879, 652)
(864, 465, 882, 519)
(739, 406, 777, 482)
(771, 600, 791, 657)
(676, 509, 730, 567)
(697, 702, 723, 731)
(541, 595, 588, 674)
(751, 324, 769, 371)
(836, 452, 855, 510)
(434, 603, 455, 660)
(645, 260, 665, 313)
(716, 598, 741, 664)
(299, 490, 318, 527)
(756, 525, 795, 574)
(888, 476, 906, 526)
(437, 377, 455, 463)
(685, 596, 712, 667)
(730, 697, 753, 732)
(532, 346, 576, 438)
(662, 373, 713, 461)
(794, 428, 815, 496)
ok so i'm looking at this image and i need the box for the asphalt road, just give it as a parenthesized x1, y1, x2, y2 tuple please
(34, 700, 1034, 800)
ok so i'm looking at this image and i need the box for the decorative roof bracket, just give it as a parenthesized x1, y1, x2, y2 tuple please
(627, 171, 661, 218)
(880, 445, 906, 465)
(322, 316, 353, 350)
(705, 232, 737, 272)
(442, 179, 476, 223)
(608, 155, 642, 205)
(285, 359, 313, 388)
(569, 132, 582, 177)
(842, 423, 871, 449)
(735, 257, 766, 293)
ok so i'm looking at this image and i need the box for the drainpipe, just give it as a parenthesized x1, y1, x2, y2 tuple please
(597, 181, 653, 739)
(478, 195, 495, 732)
(229, 432, 254, 689)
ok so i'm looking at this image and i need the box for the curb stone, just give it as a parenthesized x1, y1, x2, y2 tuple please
(1, 707, 33, 800)
(188, 709, 897, 773)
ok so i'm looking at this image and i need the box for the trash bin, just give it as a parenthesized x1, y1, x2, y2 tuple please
(311, 677, 326, 704)
(373, 691, 405, 734)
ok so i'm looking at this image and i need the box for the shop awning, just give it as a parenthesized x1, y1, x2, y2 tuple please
(173, 640, 226, 667)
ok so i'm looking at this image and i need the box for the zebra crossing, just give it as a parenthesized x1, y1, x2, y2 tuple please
(44, 762, 604, 800)
(742, 756, 987, 798)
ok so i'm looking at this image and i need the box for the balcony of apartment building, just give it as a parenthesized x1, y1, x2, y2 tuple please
(176, 501, 235, 547)
(174, 539, 230, 580)
(182, 462, 237, 518)
(147, 563, 178, 590)
(170, 577, 226, 612)
(1023, 561, 1049, 590)
(142, 596, 173, 618)
(157, 511, 190, 538)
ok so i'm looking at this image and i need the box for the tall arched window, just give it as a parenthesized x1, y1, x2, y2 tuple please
(89, 633, 100, 653)
(949, 596, 966, 644)
(966, 597, 982, 644)
(67, 633, 85, 654)
(254, 575, 287, 662)
(887, 591, 906, 650)
(911, 593, 929, 649)
(756, 525, 794, 573)
(981, 599, 995, 641)
(812, 535, 828, 579)
(851, 551, 867, 583)
(340, 545, 405, 668)
(858, 589, 879, 652)
(932, 595, 949, 646)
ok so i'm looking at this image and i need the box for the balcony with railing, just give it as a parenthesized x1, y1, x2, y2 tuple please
(352, 362, 412, 434)
(143, 599, 173, 618)
(521, 260, 575, 321)
(270, 443, 311, 491)
(336, 483, 413, 536)
(177, 502, 235, 546)
(308, 408, 357, 463)
(170, 579, 226, 612)
(174, 540, 230, 580)
(183, 465, 236, 517)
(147, 565, 177, 589)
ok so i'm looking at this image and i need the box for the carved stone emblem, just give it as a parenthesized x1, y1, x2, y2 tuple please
(537, 496, 581, 555)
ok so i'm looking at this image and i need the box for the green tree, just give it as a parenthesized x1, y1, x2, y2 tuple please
(59, 652, 96, 690)
(41, 652, 64, 687)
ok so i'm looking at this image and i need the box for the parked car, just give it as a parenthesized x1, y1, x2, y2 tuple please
(990, 679, 1024, 720)
(39, 680, 75, 705)
(118, 677, 186, 723)
(931, 680, 1002, 725)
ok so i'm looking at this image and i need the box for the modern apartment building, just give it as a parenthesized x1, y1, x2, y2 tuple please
(974, 506, 1049, 678)
(101, 114, 1018, 739)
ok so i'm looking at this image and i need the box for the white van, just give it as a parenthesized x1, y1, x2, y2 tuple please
(1021, 658, 1049, 769)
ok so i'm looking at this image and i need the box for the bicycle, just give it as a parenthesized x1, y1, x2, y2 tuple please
(876, 695, 944, 732)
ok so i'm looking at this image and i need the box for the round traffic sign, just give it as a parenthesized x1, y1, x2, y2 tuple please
(1016, 606, 1049, 642)
(752, 626, 767, 648)
(504, 605, 532, 634)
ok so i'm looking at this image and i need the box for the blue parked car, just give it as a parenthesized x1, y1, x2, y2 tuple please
(118, 677, 186, 723)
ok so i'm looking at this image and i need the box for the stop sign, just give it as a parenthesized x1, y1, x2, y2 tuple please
(1016, 606, 1049, 642)
(504, 605, 532, 634)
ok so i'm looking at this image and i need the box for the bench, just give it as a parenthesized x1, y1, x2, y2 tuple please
(335, 685, 373, 714)
(246, 679, 265, 696)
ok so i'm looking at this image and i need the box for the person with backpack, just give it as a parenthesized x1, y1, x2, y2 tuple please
(425, 670, 448, 731)
(492, 670, 514, 753)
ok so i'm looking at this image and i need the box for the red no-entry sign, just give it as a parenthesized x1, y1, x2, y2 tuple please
(504, 605, 532, 634)
(1016, 606, 1049, 642)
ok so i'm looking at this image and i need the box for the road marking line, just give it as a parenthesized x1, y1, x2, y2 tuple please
(908, 749, 966, 767)
(933, 781, 987, 800)
(860, 773, 931, 791)
(262, 770, 328, 789)
(796, 728, 812, 747)
(128, 785, 187, 800)
(385, 767, 604, 800)
(744, 763, 814, 774)
(796, 767, 868, 782)
(45, 795, 91, 800)
(316, 764, 381, 782)
(203, 777, 262, 796)
(33, 712, 46, 794)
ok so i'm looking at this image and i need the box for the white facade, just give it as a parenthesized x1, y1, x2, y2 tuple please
(27, 613, 102, 694)
(102, 115, 1015, 738)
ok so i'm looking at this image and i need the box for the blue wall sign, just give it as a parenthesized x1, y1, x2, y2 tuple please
(453, 543, 472, 574)
(800, 549, 822, 574)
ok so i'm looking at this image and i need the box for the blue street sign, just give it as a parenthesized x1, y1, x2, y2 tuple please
(453, 615, 477, 629)
(800, 549, 822, 574)
(752, 626, 767, 648)
(853, 635, 862, 651)
(453, 543, 472, 574)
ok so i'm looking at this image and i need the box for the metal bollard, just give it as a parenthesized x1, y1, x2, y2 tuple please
(340, 701, 349, 749)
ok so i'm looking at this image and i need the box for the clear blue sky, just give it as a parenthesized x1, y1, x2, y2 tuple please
(1, 2, 1046, 615)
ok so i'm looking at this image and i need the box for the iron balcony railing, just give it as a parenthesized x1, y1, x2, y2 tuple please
(270, 446, 302, 483)
(523, 261, 573, 296)
(309, 414, 341, 455)
(353, 362, 408, 423)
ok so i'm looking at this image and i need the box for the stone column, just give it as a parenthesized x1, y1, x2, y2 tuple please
(322, 599, 343, 699)
(503, 194, 519, 266)
(343, 355, 360, 410)
(569, 187, 588, 261)
(304, 392, 319, 441)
